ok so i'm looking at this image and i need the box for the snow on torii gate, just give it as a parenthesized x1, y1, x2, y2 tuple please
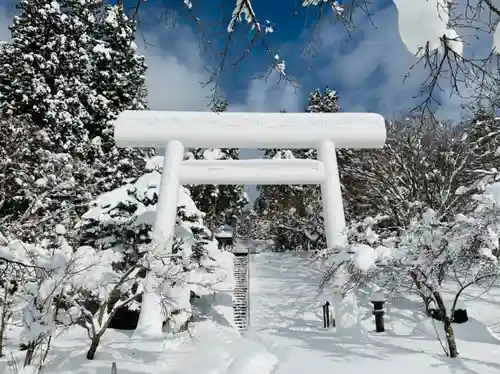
(114, 111, 386, 249)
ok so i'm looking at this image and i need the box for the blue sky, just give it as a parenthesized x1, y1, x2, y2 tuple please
(0, 0, 484, 200)
(125, 0, 435, 115)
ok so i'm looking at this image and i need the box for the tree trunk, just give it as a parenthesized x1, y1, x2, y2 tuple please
(0, 287, 10, 357)
(410, 271, 432, 313)
(24, 342, 36, 366)
(432, 290, 459, 358)
(0, 310, 7, 358)
(86, 335, 102, 360)
(443, 316, 459, 358)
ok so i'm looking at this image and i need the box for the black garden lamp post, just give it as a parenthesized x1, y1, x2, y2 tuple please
(371, 298, 386, 333)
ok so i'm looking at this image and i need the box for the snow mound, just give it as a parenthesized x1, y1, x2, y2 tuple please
(164, 321, 278, 374)
(413, 317, 500, 344)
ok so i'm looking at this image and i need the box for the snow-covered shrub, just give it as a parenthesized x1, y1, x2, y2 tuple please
(68, 247, 144, 359)
(77, 162, 233, 335)
(0, 235, 107, 368)
(319, 192, 500, 358)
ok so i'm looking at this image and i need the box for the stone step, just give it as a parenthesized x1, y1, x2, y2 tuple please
(233, 254, 249, 330)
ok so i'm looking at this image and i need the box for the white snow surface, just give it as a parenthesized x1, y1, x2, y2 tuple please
(114, 111, 386, 149)
(82, 171, 203, 227)
(178, 159, 327, 185)
(3, 250, 500, 373)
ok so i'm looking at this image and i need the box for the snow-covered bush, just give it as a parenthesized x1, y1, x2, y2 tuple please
(0, 235, 110, 368)
(318, 192, 500, 358)
(78, 159, 233, 337)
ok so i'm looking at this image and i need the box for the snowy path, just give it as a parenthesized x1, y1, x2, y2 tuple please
(248, 252, 327, 333)
(245, 252, 500, 374)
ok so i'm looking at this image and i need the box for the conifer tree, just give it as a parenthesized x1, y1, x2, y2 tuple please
(186, 98, 248, 233)
(0, 0, 153, 247)
(0, 114, 92, 248)
(255, 89, 341, 250)
(87, 4, 154, 192)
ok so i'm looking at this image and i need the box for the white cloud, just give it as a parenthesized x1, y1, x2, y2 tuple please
(142, 47, 213, 111)
(314, 5, 431, 116)
(138, 24, 215, 111)
(313, 3, 490, 120)
(138, 17, 300, 113)
(232, 71, 302, 112)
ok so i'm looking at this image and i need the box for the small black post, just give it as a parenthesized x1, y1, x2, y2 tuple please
(322, 301, 331, 328)
(371, 300, 386, 333)
(111, 362, 117, 374)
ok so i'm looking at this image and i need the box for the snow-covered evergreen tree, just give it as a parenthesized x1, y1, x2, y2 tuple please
(78, 155, 233, 334)
(305, 88, 340, 114)
(186, 99, 249, 233)
(254, 149, 309, 216)
(0, 0, 98, 156)
(0, 114, 93, 248)
(86, 3, 154, 192)
(254, 110, 307, 222)
(255, 89, 341, 250)
(0, 0, 153, 247)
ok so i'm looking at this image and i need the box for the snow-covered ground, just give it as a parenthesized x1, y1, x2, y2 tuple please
(2, 250, 500, 374)
(246, 252, 500, 374)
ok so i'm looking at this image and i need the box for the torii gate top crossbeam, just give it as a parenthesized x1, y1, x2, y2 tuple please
(114, 111, 386, 149)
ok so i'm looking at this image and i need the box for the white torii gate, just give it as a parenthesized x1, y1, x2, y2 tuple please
(114, 111, 386, 250)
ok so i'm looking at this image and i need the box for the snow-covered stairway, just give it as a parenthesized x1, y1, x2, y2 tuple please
(233, 253, 250, 330)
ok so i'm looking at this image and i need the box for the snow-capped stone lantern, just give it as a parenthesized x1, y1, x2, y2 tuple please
(214, 224, 234, 250)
